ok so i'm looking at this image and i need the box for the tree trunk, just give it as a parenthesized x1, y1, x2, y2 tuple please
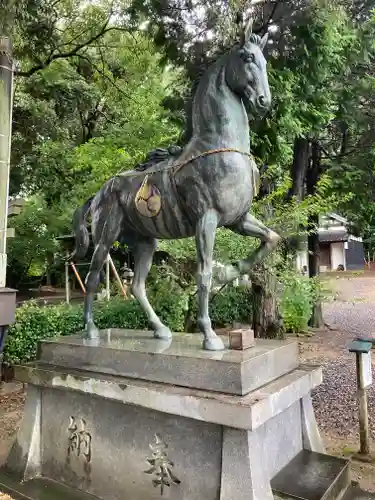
(339, 122, 349, 157)
(45, 253, 54, 286)
(307, 140, 324, 328)
(282, 137, 310, 260)
(252, 265, 284, 339)
(287, 137, 309, 202)
(307, 213, 323, 327)
(251, 161, 284, 339)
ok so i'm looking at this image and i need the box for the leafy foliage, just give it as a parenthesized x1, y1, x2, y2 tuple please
(11, 30, 180, 202)
(7, 11, 181, 286)
(5, 284, 252, 363)
(6, 197, 66, 287)
(278, 271, 317, 333)
(6, 0, 375, 334)
(209, 286, 253, 328)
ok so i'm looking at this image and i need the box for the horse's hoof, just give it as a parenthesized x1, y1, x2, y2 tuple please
(203, 336, 225, 351)
(213, 263, 241, 285)
(84, 322, 100, 340)
(154, 326, 173, 340)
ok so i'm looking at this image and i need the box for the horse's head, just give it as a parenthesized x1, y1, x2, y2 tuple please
(226, 19, 271, 117)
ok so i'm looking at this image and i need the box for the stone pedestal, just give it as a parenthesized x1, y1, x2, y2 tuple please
(1, 330, 330, 499)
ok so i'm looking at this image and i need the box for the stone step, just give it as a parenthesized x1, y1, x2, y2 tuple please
(271, 450, 350, 500)
(342, 487, 375, 500)
(0, 469, 99, 500)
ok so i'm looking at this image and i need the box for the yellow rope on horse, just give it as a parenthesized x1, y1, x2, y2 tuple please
(124, 148, 259, 215)
(170, 148, 259, 196)
(170, 147, 254, 174)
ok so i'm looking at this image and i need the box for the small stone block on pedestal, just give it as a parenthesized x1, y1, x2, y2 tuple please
(229, 328, 255, 350)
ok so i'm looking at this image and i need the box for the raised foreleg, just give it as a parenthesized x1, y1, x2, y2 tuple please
(217, 213, 280, 284)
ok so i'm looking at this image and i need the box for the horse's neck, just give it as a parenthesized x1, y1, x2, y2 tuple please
(190, 55, 250, 151)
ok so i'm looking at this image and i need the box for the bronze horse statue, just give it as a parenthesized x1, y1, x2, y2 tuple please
(72, 20, 280, 351)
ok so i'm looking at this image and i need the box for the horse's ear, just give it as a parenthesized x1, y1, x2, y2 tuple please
(241, 18, 253, 46)
(260, 32, 269, 51)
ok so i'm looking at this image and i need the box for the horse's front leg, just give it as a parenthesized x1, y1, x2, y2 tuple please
(226, 213, 280, 279)
(196, 210, 225, 351)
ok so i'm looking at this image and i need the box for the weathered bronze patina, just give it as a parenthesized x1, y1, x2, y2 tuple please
(72, 20, 279, 351)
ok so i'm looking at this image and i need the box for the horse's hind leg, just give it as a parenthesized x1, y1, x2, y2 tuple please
(196, 210, 224, 351)
(132, 237, 172, 340)
(83, 208, 122, 339)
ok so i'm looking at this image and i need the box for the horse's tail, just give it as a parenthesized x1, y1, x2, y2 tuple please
(71, 196, 93, 260)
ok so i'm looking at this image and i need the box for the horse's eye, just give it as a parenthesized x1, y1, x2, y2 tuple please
(239, 50, 255, 63)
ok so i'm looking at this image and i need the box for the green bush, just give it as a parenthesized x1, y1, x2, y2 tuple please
(4, 291, 185, 365)
(4, 301, 83, 365)
(185, 285, 253, 330)
(210, 286, 252, 327)
(5, 284, 253, 365)
(278, 272, 316, 333)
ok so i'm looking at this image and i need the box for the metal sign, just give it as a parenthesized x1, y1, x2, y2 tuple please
(360, 351, 373, 389)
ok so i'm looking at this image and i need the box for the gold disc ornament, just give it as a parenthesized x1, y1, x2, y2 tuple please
(134, 175, 162, 218)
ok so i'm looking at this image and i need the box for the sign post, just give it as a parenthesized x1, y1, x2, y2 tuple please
(0, 36, 16, 383)
(0, 37, 14, 288)
(348, 340, 373, 459)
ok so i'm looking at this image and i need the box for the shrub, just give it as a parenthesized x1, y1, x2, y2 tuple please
(4, 284, 253, 365)
(185, 285, 253, 330)
(278, 272, 315, 333)
(4, 301, 83, 365)
(210, 286, 252, 327)
(4, 291, 185, 365)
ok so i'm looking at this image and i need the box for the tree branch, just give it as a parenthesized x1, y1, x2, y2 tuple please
(75, 54, 140, 105)
(16, 22, 128, 77)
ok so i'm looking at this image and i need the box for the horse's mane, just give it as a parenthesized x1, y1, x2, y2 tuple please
(246, 33, 263, 46)
(134, 35, 263, 174)
(134, 145, 182, 172)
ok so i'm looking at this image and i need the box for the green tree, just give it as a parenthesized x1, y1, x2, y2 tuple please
(6, 197, 65, 288)
(7, 0, 375, 336)
(6, 3, 181, 288)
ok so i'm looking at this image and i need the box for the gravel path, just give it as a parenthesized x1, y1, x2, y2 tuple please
(324, 276, 375, 339)
(301, 275, 375, 440)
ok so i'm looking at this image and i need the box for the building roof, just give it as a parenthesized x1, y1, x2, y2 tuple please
(319, 229, 348, 243)
(326, 212, 348, 224)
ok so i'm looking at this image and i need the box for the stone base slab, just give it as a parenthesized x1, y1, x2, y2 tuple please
(37, 329, 299, 395)
(14, 362, 322, 431)
(3, 361, 324, 500)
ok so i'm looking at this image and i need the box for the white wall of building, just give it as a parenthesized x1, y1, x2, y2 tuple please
(330, 242, 346, 271)
(296, 250, 308, 272)
(297, 242, 347, 273)
(294, 214, 362, 273)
